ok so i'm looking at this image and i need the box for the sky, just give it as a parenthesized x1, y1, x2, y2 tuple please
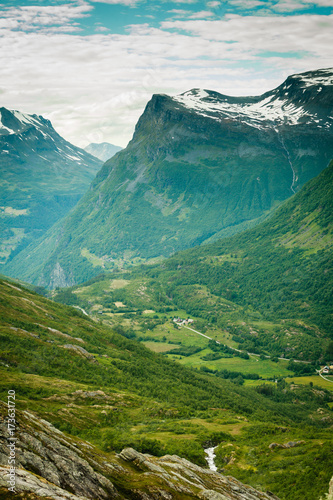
(0, 0, 332, 148)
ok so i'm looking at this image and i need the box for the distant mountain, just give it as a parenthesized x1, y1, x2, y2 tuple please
(0, 107, 102, 265)
(4, 67, 333, 288)
(84, 141, 123, 162)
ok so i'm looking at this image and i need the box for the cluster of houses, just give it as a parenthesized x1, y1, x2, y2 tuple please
(322, 365, 333, 375)
(173, 317, 194, 327)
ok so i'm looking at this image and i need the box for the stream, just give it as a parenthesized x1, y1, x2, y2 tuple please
(204, 446, 218, 472)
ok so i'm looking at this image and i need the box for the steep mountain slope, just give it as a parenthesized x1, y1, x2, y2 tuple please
(84, 141, 123, 161)
(0, 277, 332, 500)
(157, 158, 333, 338)
(4, 67, 333, 288)
(0, 107, 102, 265)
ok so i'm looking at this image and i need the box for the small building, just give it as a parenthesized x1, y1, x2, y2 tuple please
(173, 317, 194, 327)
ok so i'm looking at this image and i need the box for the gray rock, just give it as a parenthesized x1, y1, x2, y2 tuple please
(199, 490, 230, 500)
(0, 466, 88, 500)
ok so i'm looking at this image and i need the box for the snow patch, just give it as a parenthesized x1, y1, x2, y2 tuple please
(173, 70, 333, 128)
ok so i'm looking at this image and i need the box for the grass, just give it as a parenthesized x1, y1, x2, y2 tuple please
(285, 376, 333, 390)
(143, 341, 181, 353)
(1, 277, 333, 500)
(170, 349, 291, 378)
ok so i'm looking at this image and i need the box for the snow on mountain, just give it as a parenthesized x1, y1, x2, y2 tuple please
(0, 106, 102, 266)
(173, 68, 333, 129)
(0, 107, 100, 167)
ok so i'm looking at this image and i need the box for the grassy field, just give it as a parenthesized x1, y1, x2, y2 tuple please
(170, 349, 291, 378)
(285, 375, 333, 390)
(142, 341, 181, 352)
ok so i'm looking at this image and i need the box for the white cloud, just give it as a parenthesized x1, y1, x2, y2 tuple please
(0, 2, 332, 148)
(88, 0, 139, 5)
(206, 1, 221, 7)
(298, 0, 333, 5)
(167, 9, 190, 15)
(188, 10, 215, 18)
(167, 0, 198, 3)
(0, 2, 92, 32)
(272, 1, 309, 11)
(229, 0, 267, 7)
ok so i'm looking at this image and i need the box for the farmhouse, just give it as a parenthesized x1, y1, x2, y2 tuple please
(173, 317, 194, 327)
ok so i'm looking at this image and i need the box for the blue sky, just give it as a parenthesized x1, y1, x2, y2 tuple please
(0, 0, 332, 146)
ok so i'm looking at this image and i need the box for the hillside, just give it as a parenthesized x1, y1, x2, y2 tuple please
(0, 277, 332, 499)
(52, 160, 333, 364)
(0, 107, 102, 266)
(5, 67, 333, 288)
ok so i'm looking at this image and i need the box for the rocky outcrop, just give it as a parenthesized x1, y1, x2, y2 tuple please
(268, 441, 305, 450)
(0, 401, 280, 499)
(0, 402, 119, 499)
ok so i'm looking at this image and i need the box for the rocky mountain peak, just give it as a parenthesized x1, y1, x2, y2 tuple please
(0, 107, 52, 136)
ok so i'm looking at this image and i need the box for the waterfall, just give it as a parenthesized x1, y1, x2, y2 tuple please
(205, 446, 217, 472)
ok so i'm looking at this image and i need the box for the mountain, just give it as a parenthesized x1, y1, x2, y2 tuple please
(0, 107, 102, 265)
(154, 158, 333, 348)
(4, 67, 333, 288)
(84, 141, 123, 161)
(0, 276, 332, 500)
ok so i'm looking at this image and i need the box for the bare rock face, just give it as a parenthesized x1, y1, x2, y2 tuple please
(0, 467, 87, 500)
(118, 448, 280, 500)
(0, 402, 119, 500)
(0, 401, 281, 500)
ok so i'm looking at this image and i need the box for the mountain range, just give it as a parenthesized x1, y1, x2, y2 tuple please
(0, 107, 102, 265)
(4, 67, 333, 288)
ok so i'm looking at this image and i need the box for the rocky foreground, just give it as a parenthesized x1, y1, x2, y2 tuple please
(0, 401, 280, 500)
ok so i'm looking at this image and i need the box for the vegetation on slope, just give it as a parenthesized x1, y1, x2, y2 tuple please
(0, 277, 332, 499)
(51, 161, 333, 365)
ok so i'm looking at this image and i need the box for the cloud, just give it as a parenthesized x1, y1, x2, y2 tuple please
(272, 1, 310, 11)
(167, 9, 190, 17)
(0, 2, 93, 32)
(228, 0, 267, 7)
(188, 10, 215, 18)
(88, 0, 139, 5)
(160, 14, 333, 58)
(229, 0, 333, 12)
(0, 2, 332, 147)
(168, 0, 198, 3)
